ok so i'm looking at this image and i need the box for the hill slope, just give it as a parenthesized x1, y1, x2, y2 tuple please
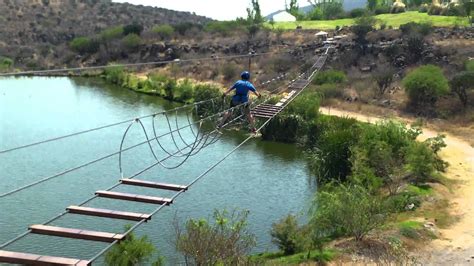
(0, 0, 211, 47)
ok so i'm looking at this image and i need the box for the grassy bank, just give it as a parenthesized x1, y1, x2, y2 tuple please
(268, 11, 468, 30)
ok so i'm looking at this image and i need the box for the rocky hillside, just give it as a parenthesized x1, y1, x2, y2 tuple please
(0, 0, 211, 47)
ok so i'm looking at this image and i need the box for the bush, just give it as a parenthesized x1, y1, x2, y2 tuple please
(450, 71, 474, 107)
(100, 26, 124, 42)
(310, 184, 389, 241)
(175, 209, 256, 266)
(261, 115, 306, 143)
(175, 79, 195, 103)
(70, 37, 99, 54)
(400, 22, 433, 36)
(270, 215, 302, 255)
(163, 78, 177, 100)
(466, 60, 474, 72)
(104, 65, 127, 85)
(419, 3, 429, 12)
(222, 63, 238, 81)
(194, 84, 222, 115)
(122, 33, 142, 50)
(152, 24, 174, 39)
(407, 33, 424, 62)
(286, 91, 320, 121)
(350, 8, 367, 18)
(105, 226, 164, 266)
(306, 116, 359, 183)
(402, 65, 449, 111)
(307, 7, 324, 20)
(428, 4, 443, 15)
(123, 23, 144, 36)
(0, 57, 13, 69)
(386, 191, 421, 212)
(405, 141, 437, 183)
(443, 3, 465, 16)
(322, 1, 345, 19)
(204, 21, 245, 36)
(318, 83, 344, 99)
(375, 5, 391, 15)
(313, 70, 347, 85)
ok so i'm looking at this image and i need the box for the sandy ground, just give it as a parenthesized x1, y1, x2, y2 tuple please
(319, 107, 474, 265)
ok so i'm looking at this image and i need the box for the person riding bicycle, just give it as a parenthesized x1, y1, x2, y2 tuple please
(220, 71, 261, 133)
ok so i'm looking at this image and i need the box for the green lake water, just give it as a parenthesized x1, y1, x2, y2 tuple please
(0, 77, 314, 264)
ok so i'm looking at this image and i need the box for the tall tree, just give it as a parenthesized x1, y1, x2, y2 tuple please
(247, 0, 264, 24)
(307, 0, 343, 11)
(286, 0, 301, 17)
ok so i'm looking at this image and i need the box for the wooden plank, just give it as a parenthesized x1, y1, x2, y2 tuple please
(0, 250, 90, 265)
(251, 108, 279, 113)
(67, 206, 151, 222)
(257, 104, 282, 109)
(120, 179, 187, 192)
(254, 114, 274, 118)
(29, 225, 124, 243)
(251, 111, 278, 117)
(95, 191, 172, 205)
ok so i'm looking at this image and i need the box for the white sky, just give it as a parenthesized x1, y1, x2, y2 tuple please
(112, 0, 309, 20)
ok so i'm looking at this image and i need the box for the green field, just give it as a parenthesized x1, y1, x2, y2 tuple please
(269, 11, 468, 30)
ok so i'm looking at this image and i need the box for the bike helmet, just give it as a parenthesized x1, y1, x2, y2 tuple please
(241, 71, 250, 80)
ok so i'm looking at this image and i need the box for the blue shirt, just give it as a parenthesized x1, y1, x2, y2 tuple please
(230, 80, 256, 103)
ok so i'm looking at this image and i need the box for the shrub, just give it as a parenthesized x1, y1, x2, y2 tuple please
(122, 33, 142, 50)
(322, 1, 345, 19)
(428, 4, 443, 15)
(163, 78, 177, 100)
(105, 226, 164, 266)
(222, 63, 238, 81)
(152, 24, 174, 39)
(450, 71, 474, 107)
(261, 115, 306, 143)
(204, 21, 245, 36)
(373, 67, 395, 96)
(175, 79, 195, 103)
(405, 142, 437, 183)
(286, 91, 320, 121)
(419, 3, 429, 13)
(318, 83, 344, 99)
(0, 57, 13, 69)
(123, 23, 144, 36)
(270, 215, 302, 255)
(100, 26, 124, 42)
(375, 5, 391, 15)
(307, 7, 324, 20)
(313, 70, 347, 85)
(104, 65, 127, 85)
(406, 33, 424, 62)
(402, 65, 449, 111)
(194, 84, 222, 115)
(386, 191, 421, 212)
(310, 184, 389, 241)
(70, 37, 99, 54)
(400, 22, 433, 36)
(351, 15, 377, 48)
(174, 209, 256, 266)
(306, 116, 359, 183)
(466, 60, 474, 71)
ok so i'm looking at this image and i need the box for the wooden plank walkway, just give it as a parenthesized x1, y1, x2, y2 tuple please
(0, 250, 90, 266)
(29, 225, 125, 243)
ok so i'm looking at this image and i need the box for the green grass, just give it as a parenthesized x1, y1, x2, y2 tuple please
(406, 184, 433, 197)
(251, 249, 337, 265)
(398, 220, 423, 230)
(268, 11, 468, 30)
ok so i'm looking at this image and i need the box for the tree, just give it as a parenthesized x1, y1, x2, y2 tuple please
(124, 23, 144, 36)
(152, 24, 174, 39)
(70, 37, 99, 54)
(373, 67, 395, 96)
(460, 0, 474, 26)
(174, 209, 256, 265)
(402, 65, 449, 112)
(105, 227, 164, 266)
(367, 0, 380, 11)
(351, 15, 377, 53)
(450, 71, 474, 107)
(122, 34, 142, 50)
(286, 0, 301, 18)
(310, 184, 389, 241)
(247, 0, 264, 24)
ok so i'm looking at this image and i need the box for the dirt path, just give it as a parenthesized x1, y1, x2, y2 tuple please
(319, 107, 474, 265)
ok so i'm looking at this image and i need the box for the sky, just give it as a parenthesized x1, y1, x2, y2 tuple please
(112, 0, 309, 20)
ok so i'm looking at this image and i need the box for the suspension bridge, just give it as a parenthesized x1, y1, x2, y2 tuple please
(0, 47, 330, 265)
